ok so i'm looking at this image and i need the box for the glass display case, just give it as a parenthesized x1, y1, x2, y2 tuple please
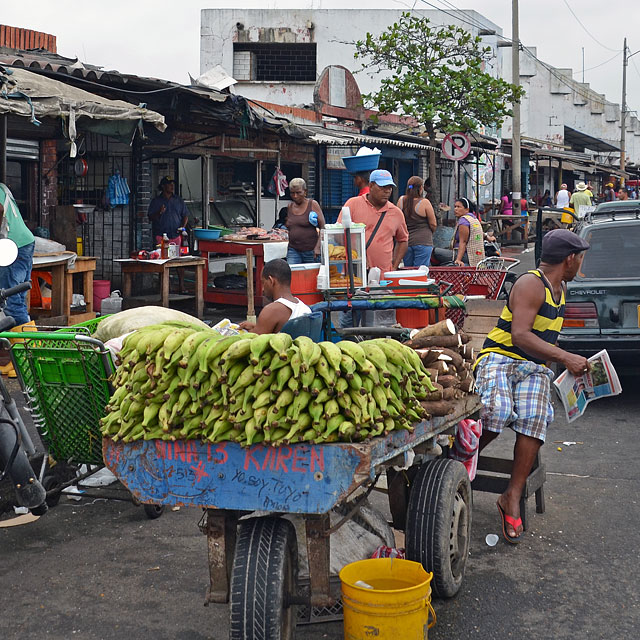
(320, 223, 367, 290)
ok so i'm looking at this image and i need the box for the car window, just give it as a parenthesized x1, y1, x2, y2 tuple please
(579, 225, 640, 279)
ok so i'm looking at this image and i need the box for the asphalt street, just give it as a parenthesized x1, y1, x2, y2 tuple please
(2, 378, 638, 639)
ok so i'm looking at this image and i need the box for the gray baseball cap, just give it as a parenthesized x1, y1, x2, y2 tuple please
(541, 229, 590, 261)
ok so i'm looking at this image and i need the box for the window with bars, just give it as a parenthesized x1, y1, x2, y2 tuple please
(233, 43, 317, 82)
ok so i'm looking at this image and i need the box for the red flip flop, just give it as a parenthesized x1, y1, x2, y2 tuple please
(497, 502, 523, 544)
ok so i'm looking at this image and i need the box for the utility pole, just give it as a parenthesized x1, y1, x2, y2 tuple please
(511, 0, 521, 217)
(621, 37, 627, 175)
(621, 41, 640, 176)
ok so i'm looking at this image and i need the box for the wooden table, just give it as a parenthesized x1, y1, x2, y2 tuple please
(64, 256, 97, 325)
(488, 214, 529, 248)
(197, 239, 278, 308)
(30, 256, 67, 318)
(118, 257, 206, 318)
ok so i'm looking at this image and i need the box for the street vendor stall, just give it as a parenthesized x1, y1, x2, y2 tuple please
(99, 324, 482, 637)
(198, 231, 287, 308)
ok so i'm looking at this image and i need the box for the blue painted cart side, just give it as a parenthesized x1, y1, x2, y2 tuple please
(103, 396, 481, 514)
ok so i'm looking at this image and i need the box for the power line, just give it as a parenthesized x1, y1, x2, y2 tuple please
(572, 50, 621, 75)
(416, 0, 620, 107)
(561, 0, 620, 52)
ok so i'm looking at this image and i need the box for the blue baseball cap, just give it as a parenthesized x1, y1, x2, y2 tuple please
(369, 169, 396, 187)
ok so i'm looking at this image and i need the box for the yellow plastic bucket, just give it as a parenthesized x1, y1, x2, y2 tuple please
(339, 558, 436, 640)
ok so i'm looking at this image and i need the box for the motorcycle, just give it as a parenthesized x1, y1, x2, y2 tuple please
(0, 238, 47, 517)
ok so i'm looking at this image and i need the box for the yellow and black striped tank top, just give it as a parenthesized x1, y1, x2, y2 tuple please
(476, 269, 565, 366)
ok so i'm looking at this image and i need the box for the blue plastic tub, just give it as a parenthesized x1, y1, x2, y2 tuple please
(342, 152, 381, 174)
(193, 228, 222, 240)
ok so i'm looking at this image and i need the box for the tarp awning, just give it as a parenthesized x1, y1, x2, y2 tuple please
(0, 67, 166, 133)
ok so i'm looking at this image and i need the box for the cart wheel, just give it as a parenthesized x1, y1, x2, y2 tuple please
(42, 475, 62, 508)
(405, 459, 472, 599)
(230, 517, 297, 640)
(143, 504, 165, 519)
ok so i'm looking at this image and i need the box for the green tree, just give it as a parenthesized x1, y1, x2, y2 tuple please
(355, 12, 524, 209)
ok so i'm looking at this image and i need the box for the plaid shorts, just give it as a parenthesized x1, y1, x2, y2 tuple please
(475, 352, 555, 442)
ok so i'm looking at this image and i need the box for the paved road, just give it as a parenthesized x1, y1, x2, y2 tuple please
(2, 372, 638, 640)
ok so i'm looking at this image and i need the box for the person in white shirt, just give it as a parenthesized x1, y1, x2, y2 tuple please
(239, 259, 311, 334)
(555, 184, 570, 209)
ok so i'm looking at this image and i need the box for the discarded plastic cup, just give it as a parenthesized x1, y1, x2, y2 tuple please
(485, 534, 499, 547)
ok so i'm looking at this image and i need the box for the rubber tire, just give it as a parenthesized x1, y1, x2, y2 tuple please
(143, 504, 165, 519)
(230, 517, 297, 640)
(405, 458, 472, 599)
(42, 475, 62, 508)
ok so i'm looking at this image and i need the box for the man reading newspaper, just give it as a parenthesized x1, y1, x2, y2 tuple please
(474, 229, 590, 543)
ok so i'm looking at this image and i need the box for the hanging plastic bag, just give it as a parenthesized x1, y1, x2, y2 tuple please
(267, 167, 288, 197)
(449, 418, 482, 481)
(107, 171, 130, 207)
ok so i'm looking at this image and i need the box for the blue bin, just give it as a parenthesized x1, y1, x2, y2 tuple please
(193, 228, 222, 240)
(342, 152, 381, 174)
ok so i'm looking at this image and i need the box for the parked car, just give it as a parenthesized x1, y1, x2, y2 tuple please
(558, 200, 640, 371)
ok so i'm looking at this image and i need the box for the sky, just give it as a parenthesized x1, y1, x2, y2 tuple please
(2, 1, 640, 113)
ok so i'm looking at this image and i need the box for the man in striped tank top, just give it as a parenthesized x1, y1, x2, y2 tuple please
(474, 229, 591, 543)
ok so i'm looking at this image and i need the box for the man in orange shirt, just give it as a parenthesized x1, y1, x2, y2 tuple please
(339, 169, 409, 273)
(338, 170, 408, 327)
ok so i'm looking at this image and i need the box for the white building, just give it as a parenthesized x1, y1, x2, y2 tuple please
(200, 7, 638, 202)
(501, 46, 639, 192)
(200, 8, 502, 107)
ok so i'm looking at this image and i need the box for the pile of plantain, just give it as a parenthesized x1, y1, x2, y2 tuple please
(100, 322, 437, 446)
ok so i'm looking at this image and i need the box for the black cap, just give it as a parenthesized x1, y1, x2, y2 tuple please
(159, 176, 175, 188)
(541, 229, 590, 261)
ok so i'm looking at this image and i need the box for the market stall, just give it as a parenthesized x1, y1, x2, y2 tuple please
(98, 321, 482, 637)
(198, 228, 288, 308)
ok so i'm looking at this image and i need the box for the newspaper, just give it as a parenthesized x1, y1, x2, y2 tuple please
(553, 349, 622, 423)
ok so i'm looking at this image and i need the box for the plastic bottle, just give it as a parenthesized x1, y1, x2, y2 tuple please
(161, 233, 169, 259)
(368, 267, 381, 287)
(180, 227, 189, 255)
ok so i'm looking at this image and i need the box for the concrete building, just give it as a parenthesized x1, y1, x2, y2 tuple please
(201, 7, 640, 204)
(200, 8, 503, 107)
(501, 46, 639, 197)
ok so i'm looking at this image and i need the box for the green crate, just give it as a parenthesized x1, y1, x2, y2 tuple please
(7, 333, 114, 466)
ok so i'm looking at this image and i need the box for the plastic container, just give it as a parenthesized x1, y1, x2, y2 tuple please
(396, 307, 445, 330)
(100, 291, 123, 315)
(207, 225, 233, 237)
(93, 280, 111, 313)
(290, 263, 323, 305)
(340, 558, 436, 639)
(193, 228, 222, 240)
(342, 152, 381, 174)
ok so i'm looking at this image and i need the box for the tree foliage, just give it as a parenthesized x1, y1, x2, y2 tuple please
(354, 12, 524, 137)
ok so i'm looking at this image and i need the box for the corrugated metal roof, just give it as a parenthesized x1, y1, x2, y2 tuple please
(307, 128, 438, 151)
